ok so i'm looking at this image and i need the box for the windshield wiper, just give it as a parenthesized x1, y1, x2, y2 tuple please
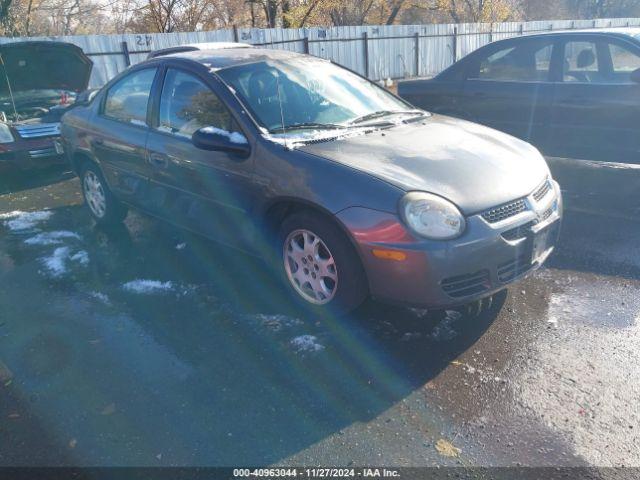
(270, 122, 348, 133)
(349, 109, 425, 125)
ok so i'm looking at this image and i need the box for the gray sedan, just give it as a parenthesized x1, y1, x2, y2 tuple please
(60, 47, 562, 314)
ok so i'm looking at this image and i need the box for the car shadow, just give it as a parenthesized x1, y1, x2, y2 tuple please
(0, 204, 507, 466)
(0, 166, 74, 195)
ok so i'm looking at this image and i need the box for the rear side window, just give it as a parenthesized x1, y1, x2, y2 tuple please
(103, 68, 157, 125)
(157, 68, 232, 138)
(473, 42, 553, 82)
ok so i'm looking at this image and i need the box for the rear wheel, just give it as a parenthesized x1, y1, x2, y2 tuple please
(279, 211, 368, 314)
(81, 162, 127, 226)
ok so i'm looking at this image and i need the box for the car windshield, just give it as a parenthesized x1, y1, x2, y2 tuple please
(217, 57, 416, 134)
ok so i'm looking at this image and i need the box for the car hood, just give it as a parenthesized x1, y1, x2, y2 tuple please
(0, 41, 92, 96)
(298, 115, 550, 215)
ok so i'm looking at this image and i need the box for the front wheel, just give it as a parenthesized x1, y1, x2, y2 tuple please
(81, 163, 128, 226)
(279, 212, 368, 315)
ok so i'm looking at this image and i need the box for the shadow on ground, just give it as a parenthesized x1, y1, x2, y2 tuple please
(0, 166, 73, 195)
(0, 203, 506, 466)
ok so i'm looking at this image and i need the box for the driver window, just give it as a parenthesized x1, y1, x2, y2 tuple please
(473, 42, 552, 82)
(563, 41, 600, 83)
(158, 69, 235, 138)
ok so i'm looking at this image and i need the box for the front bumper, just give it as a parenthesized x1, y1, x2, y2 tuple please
(0, 138, 65, 172)
(337, 181, 562, 308)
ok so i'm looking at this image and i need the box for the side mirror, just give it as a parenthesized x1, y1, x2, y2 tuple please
(630, 68, 640, 84)
(192, 127, 250, 157)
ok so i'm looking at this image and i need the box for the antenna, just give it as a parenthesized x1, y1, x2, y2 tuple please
(0, 54, 18, 121)
(275, 70, 287, 150)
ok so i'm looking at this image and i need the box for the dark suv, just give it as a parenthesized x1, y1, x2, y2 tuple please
(61, 47, 561, 314)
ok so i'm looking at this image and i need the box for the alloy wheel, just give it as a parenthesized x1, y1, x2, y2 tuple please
(283, 229, 338, 305)
(83, 170, 107, 219)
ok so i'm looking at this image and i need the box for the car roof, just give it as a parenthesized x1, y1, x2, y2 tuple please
(518, 27, 640, 41)
(154, 46, 309, 69)
(147, 42, 252, 59)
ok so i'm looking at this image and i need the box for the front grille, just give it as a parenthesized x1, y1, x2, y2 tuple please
(533, 180, 551, 202)
(28, 147, 57, 158)
(441, 270, 490, 298)
(497, 254, 533, 283)
(481, 199, 527, 223)
(14, 123, 60, 139)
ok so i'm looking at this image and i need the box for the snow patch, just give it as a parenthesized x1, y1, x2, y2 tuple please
(1, 210, 53, 231)
(430, 310, 460, 342)
(249, 313, 303, 332)
(90, 291, 111, 305)
(200, 126, 248, 144)
(70, 250, 89, 266)
(42, 247, 70, 277)
(40, 247, 89, 277)
(24, 231, 81, 246)
(122, 279, 174, 294)
(290, 334, 324, 353)
(264, 126, 372, 149)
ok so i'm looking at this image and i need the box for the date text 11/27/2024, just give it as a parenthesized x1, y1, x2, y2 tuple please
(233, 468, 401, 478)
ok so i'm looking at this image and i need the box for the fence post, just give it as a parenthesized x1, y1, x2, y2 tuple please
(414, 32, 419, 77)
(121, 41, 131, 67)
(452, 26, 458, 63)
(233, 25, 239, 42)
(303, 36, 309, 54)
(489, 23, 493, 43)
(362, 32, 369, 78)
(519, 23, 524, 35)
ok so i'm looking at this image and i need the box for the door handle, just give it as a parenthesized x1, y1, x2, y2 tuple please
(148, 152, 169, 169)
(91, 138, 104, 147)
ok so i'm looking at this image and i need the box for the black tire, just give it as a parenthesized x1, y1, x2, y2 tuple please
(80, 162, 128, 226)
(278, 211, 368, 315)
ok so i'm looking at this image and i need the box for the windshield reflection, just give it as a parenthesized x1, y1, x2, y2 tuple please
(217, 57, 413, 135)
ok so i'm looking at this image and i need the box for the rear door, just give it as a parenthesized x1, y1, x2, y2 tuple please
(460, 37, 557, 150)
(549, 34, 640, 163)
(90, 67, 159, 205)
(145, 64, 257, 250)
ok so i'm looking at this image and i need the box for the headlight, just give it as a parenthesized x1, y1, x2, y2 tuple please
(399, 192, 465, 240)
(0, 123, 13, 143)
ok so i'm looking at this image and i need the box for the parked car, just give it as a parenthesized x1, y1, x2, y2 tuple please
(60, 47, 562, 314)
(0, 41, 93, 173)
(398, 28, 640, 164)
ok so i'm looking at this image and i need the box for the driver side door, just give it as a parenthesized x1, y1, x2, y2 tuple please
(145, 65, 257, 250)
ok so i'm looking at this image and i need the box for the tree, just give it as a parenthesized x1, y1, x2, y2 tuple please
(570, 0, 640, 18)
(426, 0, 523, 23)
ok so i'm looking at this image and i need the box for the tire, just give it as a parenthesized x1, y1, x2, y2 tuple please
(278, 211, 368, 315)
(80, 162, 128, 226)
